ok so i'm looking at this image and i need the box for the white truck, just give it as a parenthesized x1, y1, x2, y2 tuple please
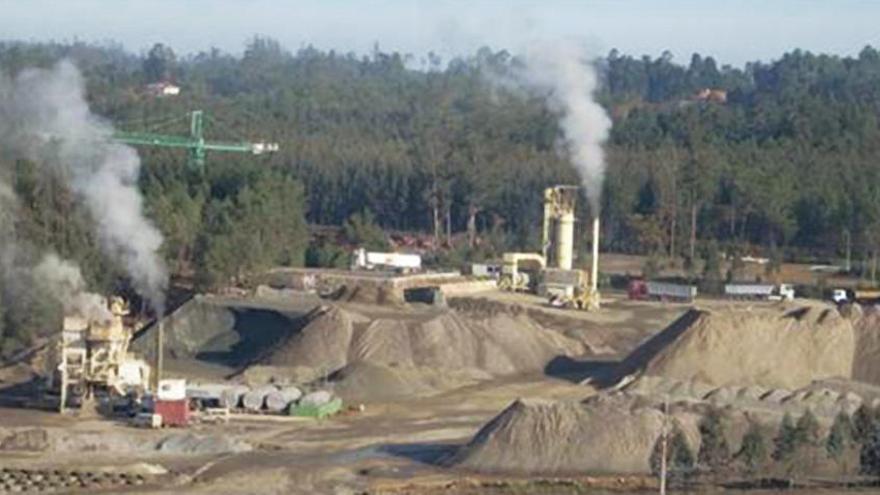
(351, 248, 421, 273)
(724, 283, 795, 301)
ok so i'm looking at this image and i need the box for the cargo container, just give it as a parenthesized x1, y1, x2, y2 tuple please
(157, 379, 186, 401)
(288, 397, 342, 419)
(154, 399, 189, 427)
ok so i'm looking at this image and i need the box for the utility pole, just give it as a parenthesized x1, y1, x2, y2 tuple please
(660, 396, 669, 495)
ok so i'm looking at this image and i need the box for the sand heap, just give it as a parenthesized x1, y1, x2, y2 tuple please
(614, 304, 855, 390)
(259, 303, 586, 399)
(852, 305, 880, 384)
(454, 381, 880, 477)
(451, 394, 693, 475)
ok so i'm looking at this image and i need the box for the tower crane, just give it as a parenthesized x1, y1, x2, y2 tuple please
(112, 110, 278, 168)
(112, 109, 277, 392)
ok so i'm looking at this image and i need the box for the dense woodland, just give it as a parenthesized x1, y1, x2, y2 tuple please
(1, 38, 880, 354)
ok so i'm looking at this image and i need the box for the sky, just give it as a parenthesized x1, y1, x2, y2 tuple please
(0, 0, 878, 67)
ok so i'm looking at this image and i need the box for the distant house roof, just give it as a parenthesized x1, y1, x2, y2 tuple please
(693, 88, 727, 103)
(145, 81, 180, 97)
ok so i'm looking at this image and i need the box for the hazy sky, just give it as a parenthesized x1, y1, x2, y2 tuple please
(1, 0, 878, 67)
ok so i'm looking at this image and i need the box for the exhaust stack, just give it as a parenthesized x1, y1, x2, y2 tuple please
(591, 216, 600, 296)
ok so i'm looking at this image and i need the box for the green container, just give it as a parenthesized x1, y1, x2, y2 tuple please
(288, 397, 342, 419)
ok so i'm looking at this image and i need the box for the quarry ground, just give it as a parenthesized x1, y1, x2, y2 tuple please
(0, 287, 868, 494)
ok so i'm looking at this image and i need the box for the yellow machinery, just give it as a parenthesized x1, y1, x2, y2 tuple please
(500, 185, 600, 310)
(48, 297, 151, 412)
(498, 252, 546, 292)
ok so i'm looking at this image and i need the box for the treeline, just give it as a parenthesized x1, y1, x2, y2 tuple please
(1, 39, 880, 354)
(655, 404, 880, 483)
(2, 40, 879, 267)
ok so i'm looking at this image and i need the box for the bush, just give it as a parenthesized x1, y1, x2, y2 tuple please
(343, 210, 387, 251)
(738, 422, 769, 472)
(827, 411, 855, 460)
(773, 413, 798, 461)
(853, 404, 876, 443)
(794, 409, 821, 447)
(305, 242, 349, 269)
(698, 407, 731, 469)
(651, 425, 695, 477)
(860, 427, 880, 475)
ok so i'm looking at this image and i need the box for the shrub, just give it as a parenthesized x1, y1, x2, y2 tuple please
(738, 422, 769, 472)
(698, 407, 731, 469)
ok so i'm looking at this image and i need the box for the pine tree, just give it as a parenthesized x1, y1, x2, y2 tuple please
(773, 413, 798, 461)
(698, 407, 731, 469)
(860, 426, 880, 475)
(795, 409, 821, 448)
(827, 411, 854, 460)
(671, 427, 696, 470)
(853, 404, 875, 443)
(739, 422, 769, 472)
(651, 425, 695, 476)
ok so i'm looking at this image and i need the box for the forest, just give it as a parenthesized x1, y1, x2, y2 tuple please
(1, 38, 880, 354)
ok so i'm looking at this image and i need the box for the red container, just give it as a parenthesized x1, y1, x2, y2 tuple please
(154, 399, 189, 427)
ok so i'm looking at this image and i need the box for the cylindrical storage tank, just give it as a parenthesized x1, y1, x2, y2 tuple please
(265, 386, 303, 412)
(220, 385, 249, 410)
(242, 385, 276, 412)
(556, 211, 575, 270)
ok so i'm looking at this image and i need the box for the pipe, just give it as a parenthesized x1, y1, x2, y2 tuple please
(153, 319, 164, 393)
(591, 216, 600, 294)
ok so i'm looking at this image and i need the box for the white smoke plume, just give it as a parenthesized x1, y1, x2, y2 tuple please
(33, 254, 112, 323)
(0, 179, 110, 324)
(509, 41, 612, 212)
(0, 61, 167, 310)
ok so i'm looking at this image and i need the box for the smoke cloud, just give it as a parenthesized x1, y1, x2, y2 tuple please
(0, 61, 167, 309)
(509, 41, 612, 212)
(0, 178, 111, 325)
(33, 254, 112, 323)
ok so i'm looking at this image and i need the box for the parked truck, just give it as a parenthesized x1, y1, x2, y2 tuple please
(351, 248, 421, 273)
(832, 288, 880, 304)
(724, 283, 795, 301)
(628, 279, 697, 303)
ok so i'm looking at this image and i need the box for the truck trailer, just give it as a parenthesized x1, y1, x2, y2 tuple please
(724, 283, 795, 301)
(628, 280, 697, 303)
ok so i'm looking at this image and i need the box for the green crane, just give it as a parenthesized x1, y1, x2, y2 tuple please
(112, 109, 276, 392)
(112, 110, 278, 168)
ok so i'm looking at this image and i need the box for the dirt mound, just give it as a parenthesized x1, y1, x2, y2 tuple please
(853, 306, 880, 384)
(259, 304, 585, 383)
(615, 304, 855, 390)
(330, 361, 488, 403)
(131, 295, 317, 377)
(264, 306, 361, 372)
(451, 395, 680, 475)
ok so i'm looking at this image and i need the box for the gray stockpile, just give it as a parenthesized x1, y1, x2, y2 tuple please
(265, 386, 303, 412)
(242, 385, 277, 411)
